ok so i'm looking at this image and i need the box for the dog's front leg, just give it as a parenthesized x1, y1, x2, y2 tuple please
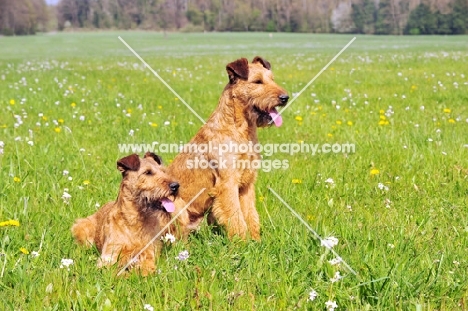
(239, 183, 260, 240)
(211, 182, 248, 239)
(98, 241, 121, 268)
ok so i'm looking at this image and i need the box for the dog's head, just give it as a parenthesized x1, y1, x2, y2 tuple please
(117, 152, 179, 213)
(226, 56, 289, 128)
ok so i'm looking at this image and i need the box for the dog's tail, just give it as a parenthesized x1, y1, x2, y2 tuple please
(71, 217, 96, 247)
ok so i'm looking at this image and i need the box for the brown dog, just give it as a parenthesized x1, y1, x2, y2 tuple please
(72, 152, 188, 275)
(168, 56, 288, 240)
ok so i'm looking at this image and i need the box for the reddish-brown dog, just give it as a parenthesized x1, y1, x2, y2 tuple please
(169, 56, 288, 240)
(72, 152, 188, 275)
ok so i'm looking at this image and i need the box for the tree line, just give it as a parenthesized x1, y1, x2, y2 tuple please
(1, 0, 467, 36)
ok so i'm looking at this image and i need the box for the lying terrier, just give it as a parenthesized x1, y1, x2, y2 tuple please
(71, 152, 188, 275)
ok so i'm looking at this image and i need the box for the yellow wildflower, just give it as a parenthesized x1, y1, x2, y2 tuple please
(13, 177, 21, 183)
(54, 127, 61, 133)
(258, 196, 264, 202)
(292, 179, 302, 184)
(370, 168, 380, 175)
(336, 120, 342, 125)
(20, 247, 29, 254)
(9, 99, 15, 105)
(295, 116, 303, 122)
(448, 118, 455, 123)
(347, 121, 353, 126)
(443, 108, 451, 113)
(42, 116, 48, 121)
(83, 180, 90, 185)
(327, 133, 333, 137)
(150, 122, 158, 127)
(379, 109, 385, 114)
(58, 119, 64, 124)
(158, 105, 163, 110)
(0, 220, 20, 227)
(71, 102, 76, 108)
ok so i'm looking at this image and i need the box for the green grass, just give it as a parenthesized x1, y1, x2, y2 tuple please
(0, 32, 467, 310)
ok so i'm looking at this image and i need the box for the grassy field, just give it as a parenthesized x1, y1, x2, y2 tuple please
(0, 31, 467, 310)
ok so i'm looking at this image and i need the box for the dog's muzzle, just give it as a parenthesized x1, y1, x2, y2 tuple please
(279, 94, 289, 105)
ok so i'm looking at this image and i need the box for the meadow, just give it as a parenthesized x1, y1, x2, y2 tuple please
(0, 32, 467, 310)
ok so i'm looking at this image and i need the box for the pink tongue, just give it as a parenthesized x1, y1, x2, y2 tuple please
(161, 198, 175, 213)
(269, 108, 283, 127)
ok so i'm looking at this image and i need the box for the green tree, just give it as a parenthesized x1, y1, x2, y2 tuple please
(451, 0, 468, 34)
(351, 0, 375, 34)
(186, 5, 203, 26)
(405, 4, 437, 35)
(375, 0, 393, 34)
(436, 11, 452, 35)
(0, 0, 48, 35)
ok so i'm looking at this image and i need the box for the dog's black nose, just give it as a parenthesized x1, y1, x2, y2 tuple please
(279, 94, 289, 104)
(169, 182, 179, 194)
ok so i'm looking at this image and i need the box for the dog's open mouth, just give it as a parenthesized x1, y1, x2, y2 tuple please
(254, 106, 284, 127)
(148, 197, 175, 213)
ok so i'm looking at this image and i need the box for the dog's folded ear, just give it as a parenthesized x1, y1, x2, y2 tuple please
(226, 58, 249, 84)
(252, 56, 271, 70)
(117, 154, 140, 174)
(144, 152, 163, 165)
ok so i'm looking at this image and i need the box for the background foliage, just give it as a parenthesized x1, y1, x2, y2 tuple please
(1, 0, 468, 35)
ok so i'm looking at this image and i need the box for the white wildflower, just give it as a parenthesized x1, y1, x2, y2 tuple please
(328, 257, 342, 266)
(62, 191, 71, 204)
(325, 300, 338, 311)
(321, 236, 339, 249)
(175, 250, 189, 261)
(308, 289, 318, 301)
(330, 271, 342, 283)
(60, 258, 74, 269)
(378, 183, 389, 191)
(162, 233, 176, 244)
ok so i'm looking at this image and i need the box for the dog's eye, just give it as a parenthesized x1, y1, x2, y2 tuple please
(254, 80, 263, 84)
(145, 170, 153, 175)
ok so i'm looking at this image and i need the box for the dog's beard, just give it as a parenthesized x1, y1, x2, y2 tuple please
(137, 191, 175, 213)
(252, 106, 283, 127)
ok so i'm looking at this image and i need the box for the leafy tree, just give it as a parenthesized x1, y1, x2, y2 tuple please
(375, 0, 393, 34)
(405, 3, 437, 34)
(186, 5, 203, 26)
(436, 11, 452, 34)
(451, 0, 468, 34)
(351, 0, 375, 34)
(0, 0, 48, 35)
